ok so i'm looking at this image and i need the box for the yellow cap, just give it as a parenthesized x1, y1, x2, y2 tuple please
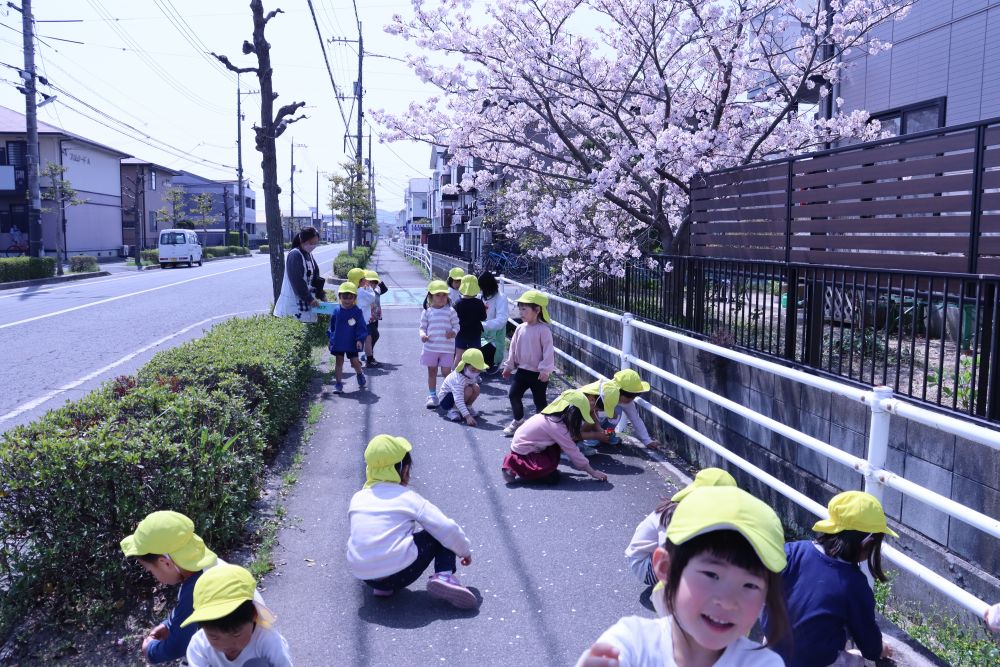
(671, 467, 738, 502)
(363, 435, 413, 489)
(120, 511, 217, 572)
(613, 369, 650, 393)
(459, 274, 480, 297)
(338, 282, 357, 295)
(667, 486, 787, 573)
(364, 270, 380, 282)
(347, 267, 366, 286)
(448, 267, 465, 280)
(516, 290, 552, 324)
(813, 491, 898, 537)
(580, 379, 620, 418)
(427, 279, 449, 295)
(456, 348, 489, 372)
(541, 390, 595, 424)
(179, 564, 275, 628)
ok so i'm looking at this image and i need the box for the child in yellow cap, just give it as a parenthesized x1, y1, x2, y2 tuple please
(347, 435, 479, 608)
(120, 511, 221, 663)
(577, 486, 790, 667)
(609, 369, 663, 451)
(419, 279, 460, 408)
(327, 282, 369, 394)
(501, 290, 555, 436)
(452, 274, 488, 368)
(362, 269, 388, 367)
(761, 490, 896, 667)
(181, 563, 291, 666)
(501, 390, 609, 484)
(437, 348, 489, 426)
(446, 266, 465, 306)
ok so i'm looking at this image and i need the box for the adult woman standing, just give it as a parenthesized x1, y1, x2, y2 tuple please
(274, 226, 325, 322)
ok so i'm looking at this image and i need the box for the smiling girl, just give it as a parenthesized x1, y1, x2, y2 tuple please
(577, 486, 790, 667)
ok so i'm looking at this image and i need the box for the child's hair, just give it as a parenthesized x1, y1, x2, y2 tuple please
(654, 499, 679, 531)
(394, 452, 412, 478)
(816, 530, 887, 582)
(619, 389, 640, 400)
(478, 272, 499, 298)
(544, 405, 585, 440)
(663, 529, 790, 647)
(136, 553, 163, 564)
(518, 302, 546, 323)
(292, 226, 320, 249)
(198, 599, 256, 633)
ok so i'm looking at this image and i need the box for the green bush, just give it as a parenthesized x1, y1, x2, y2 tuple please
(0, 256, 56, 283)
(333, 251, 360, 278)
(227, 245, 249, 256)
(141, 249, 159, 265)
(257, 245, 269, 254)
(68, 255, 99, 273)
(227, 231, 241, 246)
(138, 316, 313, 446)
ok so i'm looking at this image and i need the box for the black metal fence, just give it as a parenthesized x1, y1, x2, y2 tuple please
(527, 254, 1000, 425)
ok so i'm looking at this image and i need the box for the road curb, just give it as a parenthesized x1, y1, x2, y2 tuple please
(0, 271, 111, 291)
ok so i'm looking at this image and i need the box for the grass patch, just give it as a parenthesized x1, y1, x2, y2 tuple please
(307, 402, 323, 425)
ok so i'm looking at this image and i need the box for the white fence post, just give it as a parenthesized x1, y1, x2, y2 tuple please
(865, 385, 894, 504)
(621, 312, 634, 370)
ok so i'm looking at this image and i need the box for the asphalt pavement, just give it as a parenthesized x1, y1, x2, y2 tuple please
(260, 245, 679, 665)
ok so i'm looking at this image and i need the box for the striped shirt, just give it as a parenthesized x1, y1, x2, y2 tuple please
(419, 305, 459, 354)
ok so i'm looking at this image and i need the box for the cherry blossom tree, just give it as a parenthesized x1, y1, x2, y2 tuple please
(376, 0, 912, 284)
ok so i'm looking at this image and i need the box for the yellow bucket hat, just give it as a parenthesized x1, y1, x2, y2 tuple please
(179, 564, 276, 628)
(363, 435, 413, 489)
(613, 369, 650, 393)
(459, 274, 480, 297)
(347, 267, 366, 286)
(427, 279, 449, 295)
(448, 267, 465, 281)
(516, 290, 552, 324)
(667, 486, 787, 573)
(813, 491, 898, 537)
(338, 282, 358, 295)
(364, 270, 380, 282)
(120, 511, 217, 572)
(456, 348, 489, 372)
(580, 379, 620, 417)
(671, 467, 738, 502)
(541, 390, 595, 424)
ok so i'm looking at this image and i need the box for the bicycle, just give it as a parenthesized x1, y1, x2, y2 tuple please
(474, 249, 530, 279)
(3, 240, 28, 257)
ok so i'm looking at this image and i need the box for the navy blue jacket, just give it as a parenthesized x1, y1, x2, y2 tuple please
(327, 304, 368, 353)
(145, 569, 203, 663)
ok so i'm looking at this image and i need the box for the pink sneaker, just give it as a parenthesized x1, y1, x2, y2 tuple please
(426, 572, 478, 609)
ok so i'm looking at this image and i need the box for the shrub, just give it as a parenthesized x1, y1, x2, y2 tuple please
(141, 249, 159, 265)
(68, 255, 99, 273)
(333, 251, 359, 278)
(138, 316, 313, 446)
(257, 244, 269, 254)
(0, 256, 56, 283)
(227, 231, 241, 246)
(227, 245, 249, 256)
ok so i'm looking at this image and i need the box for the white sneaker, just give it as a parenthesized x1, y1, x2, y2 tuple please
(503, 418, 524, 437)
(446, 408, 461, 421)
(425, 394, 439, 408)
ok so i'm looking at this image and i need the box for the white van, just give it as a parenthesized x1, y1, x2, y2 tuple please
(158, 229, 203, 268)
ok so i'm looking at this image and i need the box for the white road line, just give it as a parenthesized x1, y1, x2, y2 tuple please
(0, 310, 265, 424)
(0, 273, 140, 299)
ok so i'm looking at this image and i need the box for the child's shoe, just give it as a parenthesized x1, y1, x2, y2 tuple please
(579, 439, 599, 457)
(372, 588, 394, 598)
(334, 381, 344, 394)
(501, 468, 517, 484)
(502, 418, 524, 437)
(426, 572, 479, 609)
(425, 394, 439, 408)
(446, 408, 462, 421)
(357, 373, 367, 388)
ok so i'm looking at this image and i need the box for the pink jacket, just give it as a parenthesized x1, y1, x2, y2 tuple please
(510, 413, 588, 469)
(503, 322, 555, 374)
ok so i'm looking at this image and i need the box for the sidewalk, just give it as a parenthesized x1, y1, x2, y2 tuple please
(261, 243, 674, 665)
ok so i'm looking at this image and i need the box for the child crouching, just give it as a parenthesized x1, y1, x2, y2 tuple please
(438, 348, 488, 426)
(181, 563, 292, 666)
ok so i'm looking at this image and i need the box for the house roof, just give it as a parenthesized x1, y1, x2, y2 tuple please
(121, 157, 182, 175)
(0, 104, 131, 158)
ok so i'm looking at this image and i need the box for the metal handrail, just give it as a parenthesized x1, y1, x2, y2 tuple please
(499, 275, 995, 619)
(390, 239, 432, 279)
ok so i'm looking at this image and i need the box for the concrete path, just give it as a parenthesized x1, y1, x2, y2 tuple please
(261, 244, 676, 665)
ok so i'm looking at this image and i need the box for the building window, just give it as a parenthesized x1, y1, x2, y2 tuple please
(151, 171, 156, 191)
(5, 141, 25, 168)
(870, 97, 946, 136)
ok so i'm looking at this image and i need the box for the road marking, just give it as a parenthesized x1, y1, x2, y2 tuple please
(0, 310, 265, 425)
(0, 273, 140, 299)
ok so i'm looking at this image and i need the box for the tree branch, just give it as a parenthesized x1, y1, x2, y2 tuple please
(275, 100, 306, 125)
(212, 52, 258, 74)
(273, 114, 307, 140)
(263, 8, 284, 24)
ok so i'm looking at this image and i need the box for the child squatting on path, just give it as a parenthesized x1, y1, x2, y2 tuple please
(577, 486, 791, 667)
(578, 379, 622, 457)
(438, 348, 489, 425)
(501, 389, 609, 485)
(346, 435, 479, 608)
(761, 491, 897, 667)
(327, 282, 369, 394)
(181, 563, 292, 667)
(502, 290, 555, 437)
(420, 279, 460, 408)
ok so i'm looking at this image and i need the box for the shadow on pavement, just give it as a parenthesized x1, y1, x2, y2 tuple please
(589, 454, 645, 476)
(357, 587, 482, 629)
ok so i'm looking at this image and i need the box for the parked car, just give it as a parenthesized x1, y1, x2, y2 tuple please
(158, 229, 203, 268)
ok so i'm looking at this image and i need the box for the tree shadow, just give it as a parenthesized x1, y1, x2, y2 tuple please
(363, 361, 403, 375)
(356, 587, 482, 629)
(334, 389, 381, 406)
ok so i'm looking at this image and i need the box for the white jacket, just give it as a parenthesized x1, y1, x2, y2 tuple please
(483, 292, 510, 332)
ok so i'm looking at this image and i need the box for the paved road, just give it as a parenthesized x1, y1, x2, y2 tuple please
(0, 243, 345, 434)
(261, 245, 677, 666)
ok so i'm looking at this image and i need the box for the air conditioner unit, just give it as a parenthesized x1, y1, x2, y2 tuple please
(121, 244, 130, 257)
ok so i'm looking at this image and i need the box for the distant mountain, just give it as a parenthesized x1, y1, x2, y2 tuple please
(376, 208, 401, 235)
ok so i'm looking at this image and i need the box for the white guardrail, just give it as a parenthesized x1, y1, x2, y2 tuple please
(499, 275, 997, 619)
(389, 239, 432, 279)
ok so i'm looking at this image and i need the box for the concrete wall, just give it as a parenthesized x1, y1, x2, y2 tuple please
(544, 296, 1000, 619)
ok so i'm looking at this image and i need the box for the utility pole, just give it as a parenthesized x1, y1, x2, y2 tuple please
(16, 0, 42, 257)
(236, 74, 253, 247)
(315, 167, 320, 239)
(223, 185, 231, 243)
(290, 140, 306, 221)
(368, 132, 375, 234)
(331, 22, 364, 250)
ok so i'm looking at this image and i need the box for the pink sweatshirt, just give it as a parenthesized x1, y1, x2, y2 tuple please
(510, 413, 588, 469)
(503, 321, 555, 374)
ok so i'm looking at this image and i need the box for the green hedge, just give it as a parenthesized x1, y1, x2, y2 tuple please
(332, 243, 377, 278)
(140, 249, 158, 264)
(0, 315, 314, 634)
(227, 231, 242, 246)
(0, 256, 56, 283)
(68, 255, 99, 273)
(257, 245, 269, 254)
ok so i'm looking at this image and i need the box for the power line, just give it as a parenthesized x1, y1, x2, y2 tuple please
(151, 0, 235, 83)
(304, 0, 352, 155)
